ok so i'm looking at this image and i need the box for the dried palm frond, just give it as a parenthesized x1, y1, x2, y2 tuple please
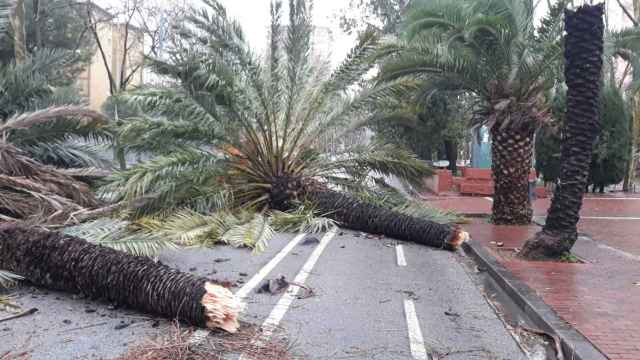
(0, 269, 23, 289)
(0, 142, 98, 224)
(0, 106, 108, 133)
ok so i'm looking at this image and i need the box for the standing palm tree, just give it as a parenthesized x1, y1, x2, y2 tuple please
(93, 0, 466, 251)
(375, 0, 565, 224)
(520, 4, 605, 259)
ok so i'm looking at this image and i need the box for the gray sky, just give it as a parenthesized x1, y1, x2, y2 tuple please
(217, 0, 356, 65)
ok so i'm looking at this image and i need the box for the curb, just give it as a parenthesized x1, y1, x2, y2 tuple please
(462, 241, 608, 360)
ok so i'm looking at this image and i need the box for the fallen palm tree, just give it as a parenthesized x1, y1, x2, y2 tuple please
(0, 224, 242, 332)
(307, 190, 467, 250)
(95, 1, 466, 252)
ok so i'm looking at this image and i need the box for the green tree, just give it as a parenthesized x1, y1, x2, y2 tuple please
(371, 91, 467, 173)
(339, 0, 410, 35)
(1, 0, 94, 82)
(85, 0, 465, 252)
(375, 0, 565, 225)
(535, 85, 632, 192)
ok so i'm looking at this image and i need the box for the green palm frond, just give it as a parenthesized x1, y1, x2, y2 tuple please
(321, 142, 433, 188)
(393, 200, 468, 224)
(154, 209, 240, 246)
(221, 213, 274, 253)
(64, 218, 177, 257)
(0, 1, 13, 33)
(270, 206, 337, 233)
(19, 141, 112, 169)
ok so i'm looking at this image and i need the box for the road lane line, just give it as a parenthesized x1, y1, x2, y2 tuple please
(396, 244, 407, 267)
(239, 229, 337, 359)
(235, 233, 307, 300)
(189, 233, 307, 345)
(403, 299, 429, 360)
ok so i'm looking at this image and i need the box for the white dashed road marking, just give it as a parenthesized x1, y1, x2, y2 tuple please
(396, 244, 407, 267)
(239, 229, 337, 360)
(403, 299, 429, 360)
(190, 233, 307, 344)
(235, 233, 307, 300)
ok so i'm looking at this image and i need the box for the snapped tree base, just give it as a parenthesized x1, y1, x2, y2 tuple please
(519, 229, 577, 261)
(0, 224, 242, 332)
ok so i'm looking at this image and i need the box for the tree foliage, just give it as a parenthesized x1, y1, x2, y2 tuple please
(87, 0, 451, 251)
(535, 85, 632, 190)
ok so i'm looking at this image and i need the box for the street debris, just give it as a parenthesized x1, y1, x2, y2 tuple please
(0, 308, 38, 324)
(400, 290, 420, 301)
(117, 322, 292, 360)
(256, 276, 315, 299)
(301, 236, 320, 245)
(516, 325, 564, 360)
(257, 276, 289, 295)
(444, 309, 460, 317)
(214, 258, 231, 263)
(115, 322, 131, 330)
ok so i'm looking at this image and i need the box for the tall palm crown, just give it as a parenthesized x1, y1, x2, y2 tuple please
(96, 0, 463, 251)
(376, 0, 564, 224)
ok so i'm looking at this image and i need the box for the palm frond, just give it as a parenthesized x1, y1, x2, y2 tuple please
(64, 218, 177, 257)
(393, 200, 468, 224)
(0, 270, 23, 289)
(0, 1, 13, 33)
(270, 206, 337, 233)
(221, 213, 273, 253)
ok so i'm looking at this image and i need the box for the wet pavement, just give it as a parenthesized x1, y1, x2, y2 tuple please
(427, 194, 640, 360)
(1, 231, 529, 359)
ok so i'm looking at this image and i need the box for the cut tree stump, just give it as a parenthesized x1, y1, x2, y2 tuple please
(0, 224, 242, 332)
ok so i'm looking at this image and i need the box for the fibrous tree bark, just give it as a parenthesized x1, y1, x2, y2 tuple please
(305, 190, 467, 250)
(0, 224, 242, 332)
(520, 4, 605, 260)
(490, 125, 536, 225)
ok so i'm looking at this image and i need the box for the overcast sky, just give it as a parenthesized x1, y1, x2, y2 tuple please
(95, 0, 637, 65)
(217, 0, 356, 65)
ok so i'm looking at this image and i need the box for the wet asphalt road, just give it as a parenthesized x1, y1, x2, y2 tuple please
(1, 230, 525, 359)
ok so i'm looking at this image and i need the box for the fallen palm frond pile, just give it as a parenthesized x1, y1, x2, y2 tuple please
(0, 142, 98, 224)
(0, 224, 242, 332)
(0, 106, 109, 225)
(117, 322, 294, 360)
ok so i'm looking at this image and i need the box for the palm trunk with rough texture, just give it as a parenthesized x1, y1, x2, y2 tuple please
(520, 4, 604, 260)
(11, 0, 27, 64)
(490, 126, 535, 225)
(0, 224, 242, 332)
(624, 0, 640, 192)
(305, 190, 467, 250)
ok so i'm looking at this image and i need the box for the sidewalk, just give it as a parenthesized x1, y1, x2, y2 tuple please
(427, 195, 640, 360)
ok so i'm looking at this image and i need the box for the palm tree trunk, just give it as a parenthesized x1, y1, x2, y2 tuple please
(490, 126, 535, 225)
(520, 4, 604, 260)
(444, 139, 458, 174)
(305, 190, 467, 250)
(11, 0, 27, 64)
(0, 224, 242, 332)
